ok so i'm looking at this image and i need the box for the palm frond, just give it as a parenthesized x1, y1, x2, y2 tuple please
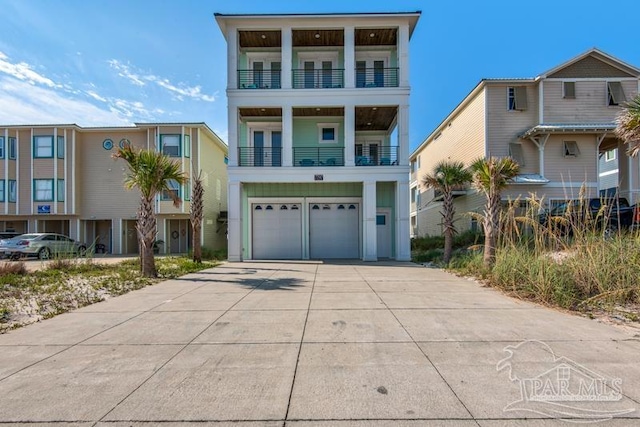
(615, 95, 640, 157)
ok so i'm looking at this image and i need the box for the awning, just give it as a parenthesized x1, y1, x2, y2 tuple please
(519, 123, 616, 139)
(512, 174, 550, 185)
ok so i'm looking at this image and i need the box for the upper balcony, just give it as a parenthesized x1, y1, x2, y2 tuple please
(235, 106, 403, 168)
(233, 27, 404, 91)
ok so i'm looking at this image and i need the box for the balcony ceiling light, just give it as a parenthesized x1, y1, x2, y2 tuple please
(260, 108, 266, 112)
(316, 108, 321, 111)
(261, 34, 267, 39)
(369, 32, 376, 38)
(367, 122, 372, 126)
(314, 33, 320, 39)
(372, 107, 378, 111)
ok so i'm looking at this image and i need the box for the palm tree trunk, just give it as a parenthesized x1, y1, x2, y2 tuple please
(442, 190, 455, 264)
(137, 195, 157, 278)
(483, 191, 501, 268)
(190, 175, 204, 263)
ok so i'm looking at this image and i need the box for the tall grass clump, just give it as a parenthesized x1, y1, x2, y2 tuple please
(451, 190, 640, 311)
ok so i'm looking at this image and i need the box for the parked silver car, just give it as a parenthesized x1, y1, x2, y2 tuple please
(2, 233, 87, 260)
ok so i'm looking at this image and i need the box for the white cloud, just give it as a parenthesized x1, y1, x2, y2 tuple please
(108, 59, 215, 102)
(109, 98, 164, 121)
(85, 90, 107, 102)
(0, 50, 59, 88)
(107, 59, 146, 86)
(0, 77, 131, 126)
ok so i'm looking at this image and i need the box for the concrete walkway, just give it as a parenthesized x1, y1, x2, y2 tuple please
(0, 261, 638, 426)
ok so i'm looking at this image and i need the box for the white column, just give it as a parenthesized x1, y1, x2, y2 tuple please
(398, 25, 410, 87)
(398, 104, 410, 166)
(345, 104, 355, 166)
(227, 27, 238, 89)
(228, 181, 242, 261)
(281, 27, 292, 89)
(362, 181, 377, 261)
(227, 105, 239, 166)
(395, 180, 411, 261)
(282, 105, 293, 166)
(344, 26, 355, 89)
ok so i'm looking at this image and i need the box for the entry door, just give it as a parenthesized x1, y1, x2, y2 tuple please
(376, 211, 392, 258)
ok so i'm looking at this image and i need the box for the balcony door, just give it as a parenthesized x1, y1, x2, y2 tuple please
(247, 53, 281, 89)
(356, 140, 381, 166)
(297, 52, 338, 88)
(355, 54, 389, 87)
(251, 128, 282, 167)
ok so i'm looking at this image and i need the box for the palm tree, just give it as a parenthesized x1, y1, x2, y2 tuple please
(113, 145, 187, 277)
(469, 156, 520, 268)
(421, 160, 472, 264)
(615, 94, 640, 157)
(190, 171, 204, 263)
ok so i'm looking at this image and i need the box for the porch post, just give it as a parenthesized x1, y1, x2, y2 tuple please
(362, 180, 377, 261)
(228, 181, 243, 262)
(281, 27, 292, 89)
(282, 105, 293, 167)
(345, 104, 355, 166)
(344, 26, 355, 89)
(228, 105, 239, 167)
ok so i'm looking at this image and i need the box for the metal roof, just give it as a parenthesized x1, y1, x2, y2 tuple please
(519, 123, 617, 139)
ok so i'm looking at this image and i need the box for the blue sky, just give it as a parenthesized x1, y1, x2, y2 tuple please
(0, 0, 638, 151)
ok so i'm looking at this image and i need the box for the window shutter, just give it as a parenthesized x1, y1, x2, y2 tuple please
(514, 87, 528, 110)
(563, 81, 576, 99)
(508, 143, 525, 166)
(607, 82, 626, 105)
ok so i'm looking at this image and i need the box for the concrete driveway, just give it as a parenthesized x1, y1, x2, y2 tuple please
(0, 261, 638, 426)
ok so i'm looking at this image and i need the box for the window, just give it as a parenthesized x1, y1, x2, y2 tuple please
(161, 179, 180, 200)
(8, 137, 16, 159)
(33, 179, 54, 201)
(509, 143, 525, 166)
(563, 81, 576, 99)
(184, 134, 190, 158)
(0, 180, 4, 202)
(57, 136, 64, 159)
(224, 156, 229, 165)
(607, 82, 626, 106)
(0, 137, 4, 159)
(507, 86, 528, 111)
(57, 179, 65, 202)
(160, 135, 181, 157)
(605, 149, 616, 162)
(8, 180, 16, 202)
(563, 141, 580, 157)
(34, 136, 53, 158)
(318, 123, 339, 143)
(184, 178, 191, 201)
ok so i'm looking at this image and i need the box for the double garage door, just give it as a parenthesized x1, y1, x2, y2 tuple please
(252, 202, 359, 259)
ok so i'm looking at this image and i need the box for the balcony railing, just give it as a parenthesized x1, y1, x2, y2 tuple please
(356, 67, 399, 88)
(237, 145, 400, 167)
(238, 70, 281, 89)
(238, 146, 282, 167)
(293, 147, 345, 167)
(355, 145, 399, 166)
(292, 69, 344, 89)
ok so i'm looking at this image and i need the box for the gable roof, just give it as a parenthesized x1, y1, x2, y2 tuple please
(540, 48, 640, 79)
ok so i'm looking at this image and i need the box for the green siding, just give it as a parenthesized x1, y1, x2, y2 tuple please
(293, 118, 344, 148)
(376, 181, 396, 257)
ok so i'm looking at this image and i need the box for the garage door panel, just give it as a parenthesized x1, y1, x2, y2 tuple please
(310, 203, 359, 259)
(252, 204, 302, 259)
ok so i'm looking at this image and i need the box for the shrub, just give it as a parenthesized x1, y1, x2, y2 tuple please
(0, 261, 27, 276)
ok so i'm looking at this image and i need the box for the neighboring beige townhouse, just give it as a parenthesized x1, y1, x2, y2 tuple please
(410, 48, 640, 237)
(0, 123, 228, 254)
